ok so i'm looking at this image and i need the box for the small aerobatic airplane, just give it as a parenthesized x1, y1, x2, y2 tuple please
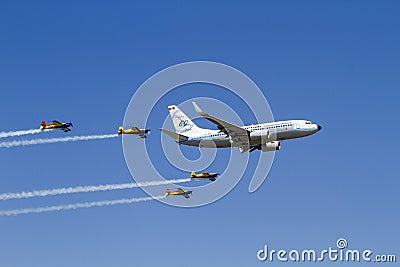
(118, 126, 151, 138)
(191, 171, 219, 181)
(161, 102, 321, 153)
(40, 120, 73, 132)
(165, 188, 192, 198)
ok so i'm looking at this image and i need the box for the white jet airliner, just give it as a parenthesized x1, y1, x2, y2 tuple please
(160, 102, 321, 153)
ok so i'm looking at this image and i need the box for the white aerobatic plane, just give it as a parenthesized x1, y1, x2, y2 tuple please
(160, 102, 321, 153)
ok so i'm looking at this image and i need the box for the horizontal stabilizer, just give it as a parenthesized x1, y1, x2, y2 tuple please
(160, 128, 189, 142)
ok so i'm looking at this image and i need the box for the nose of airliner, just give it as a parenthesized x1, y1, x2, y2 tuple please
(317, 125, 322, 131)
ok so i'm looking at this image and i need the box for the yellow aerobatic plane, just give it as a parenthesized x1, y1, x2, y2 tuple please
(40, 120, 73, 132)
(165, 188, 192, 198)
(190, 171, 219, 181)
(118, 126, 150, 138)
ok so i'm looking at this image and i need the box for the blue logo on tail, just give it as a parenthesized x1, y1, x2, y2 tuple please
(172, 111, 193, 133)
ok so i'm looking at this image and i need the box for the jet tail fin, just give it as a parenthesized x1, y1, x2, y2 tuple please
(167, 105, 205, 136)
(118, 126, 124, 135)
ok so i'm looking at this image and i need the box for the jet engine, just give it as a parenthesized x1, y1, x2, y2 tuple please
(261, 141, 280, 152)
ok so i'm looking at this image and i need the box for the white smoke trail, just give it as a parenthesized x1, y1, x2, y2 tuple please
(0, 129, 50, 139)
(0, 178, 191, 200)
(0, 195, 166, 216)
(0, 134, 118, 148)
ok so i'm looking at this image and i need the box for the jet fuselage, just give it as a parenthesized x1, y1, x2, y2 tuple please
(179, 120, 321, 148)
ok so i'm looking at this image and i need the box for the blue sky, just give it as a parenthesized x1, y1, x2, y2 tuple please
(0, 1, 399, 266)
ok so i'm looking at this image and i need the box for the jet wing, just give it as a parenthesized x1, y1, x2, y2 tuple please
(177, 188, 185, 193)
(192, 102, 251, 153)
